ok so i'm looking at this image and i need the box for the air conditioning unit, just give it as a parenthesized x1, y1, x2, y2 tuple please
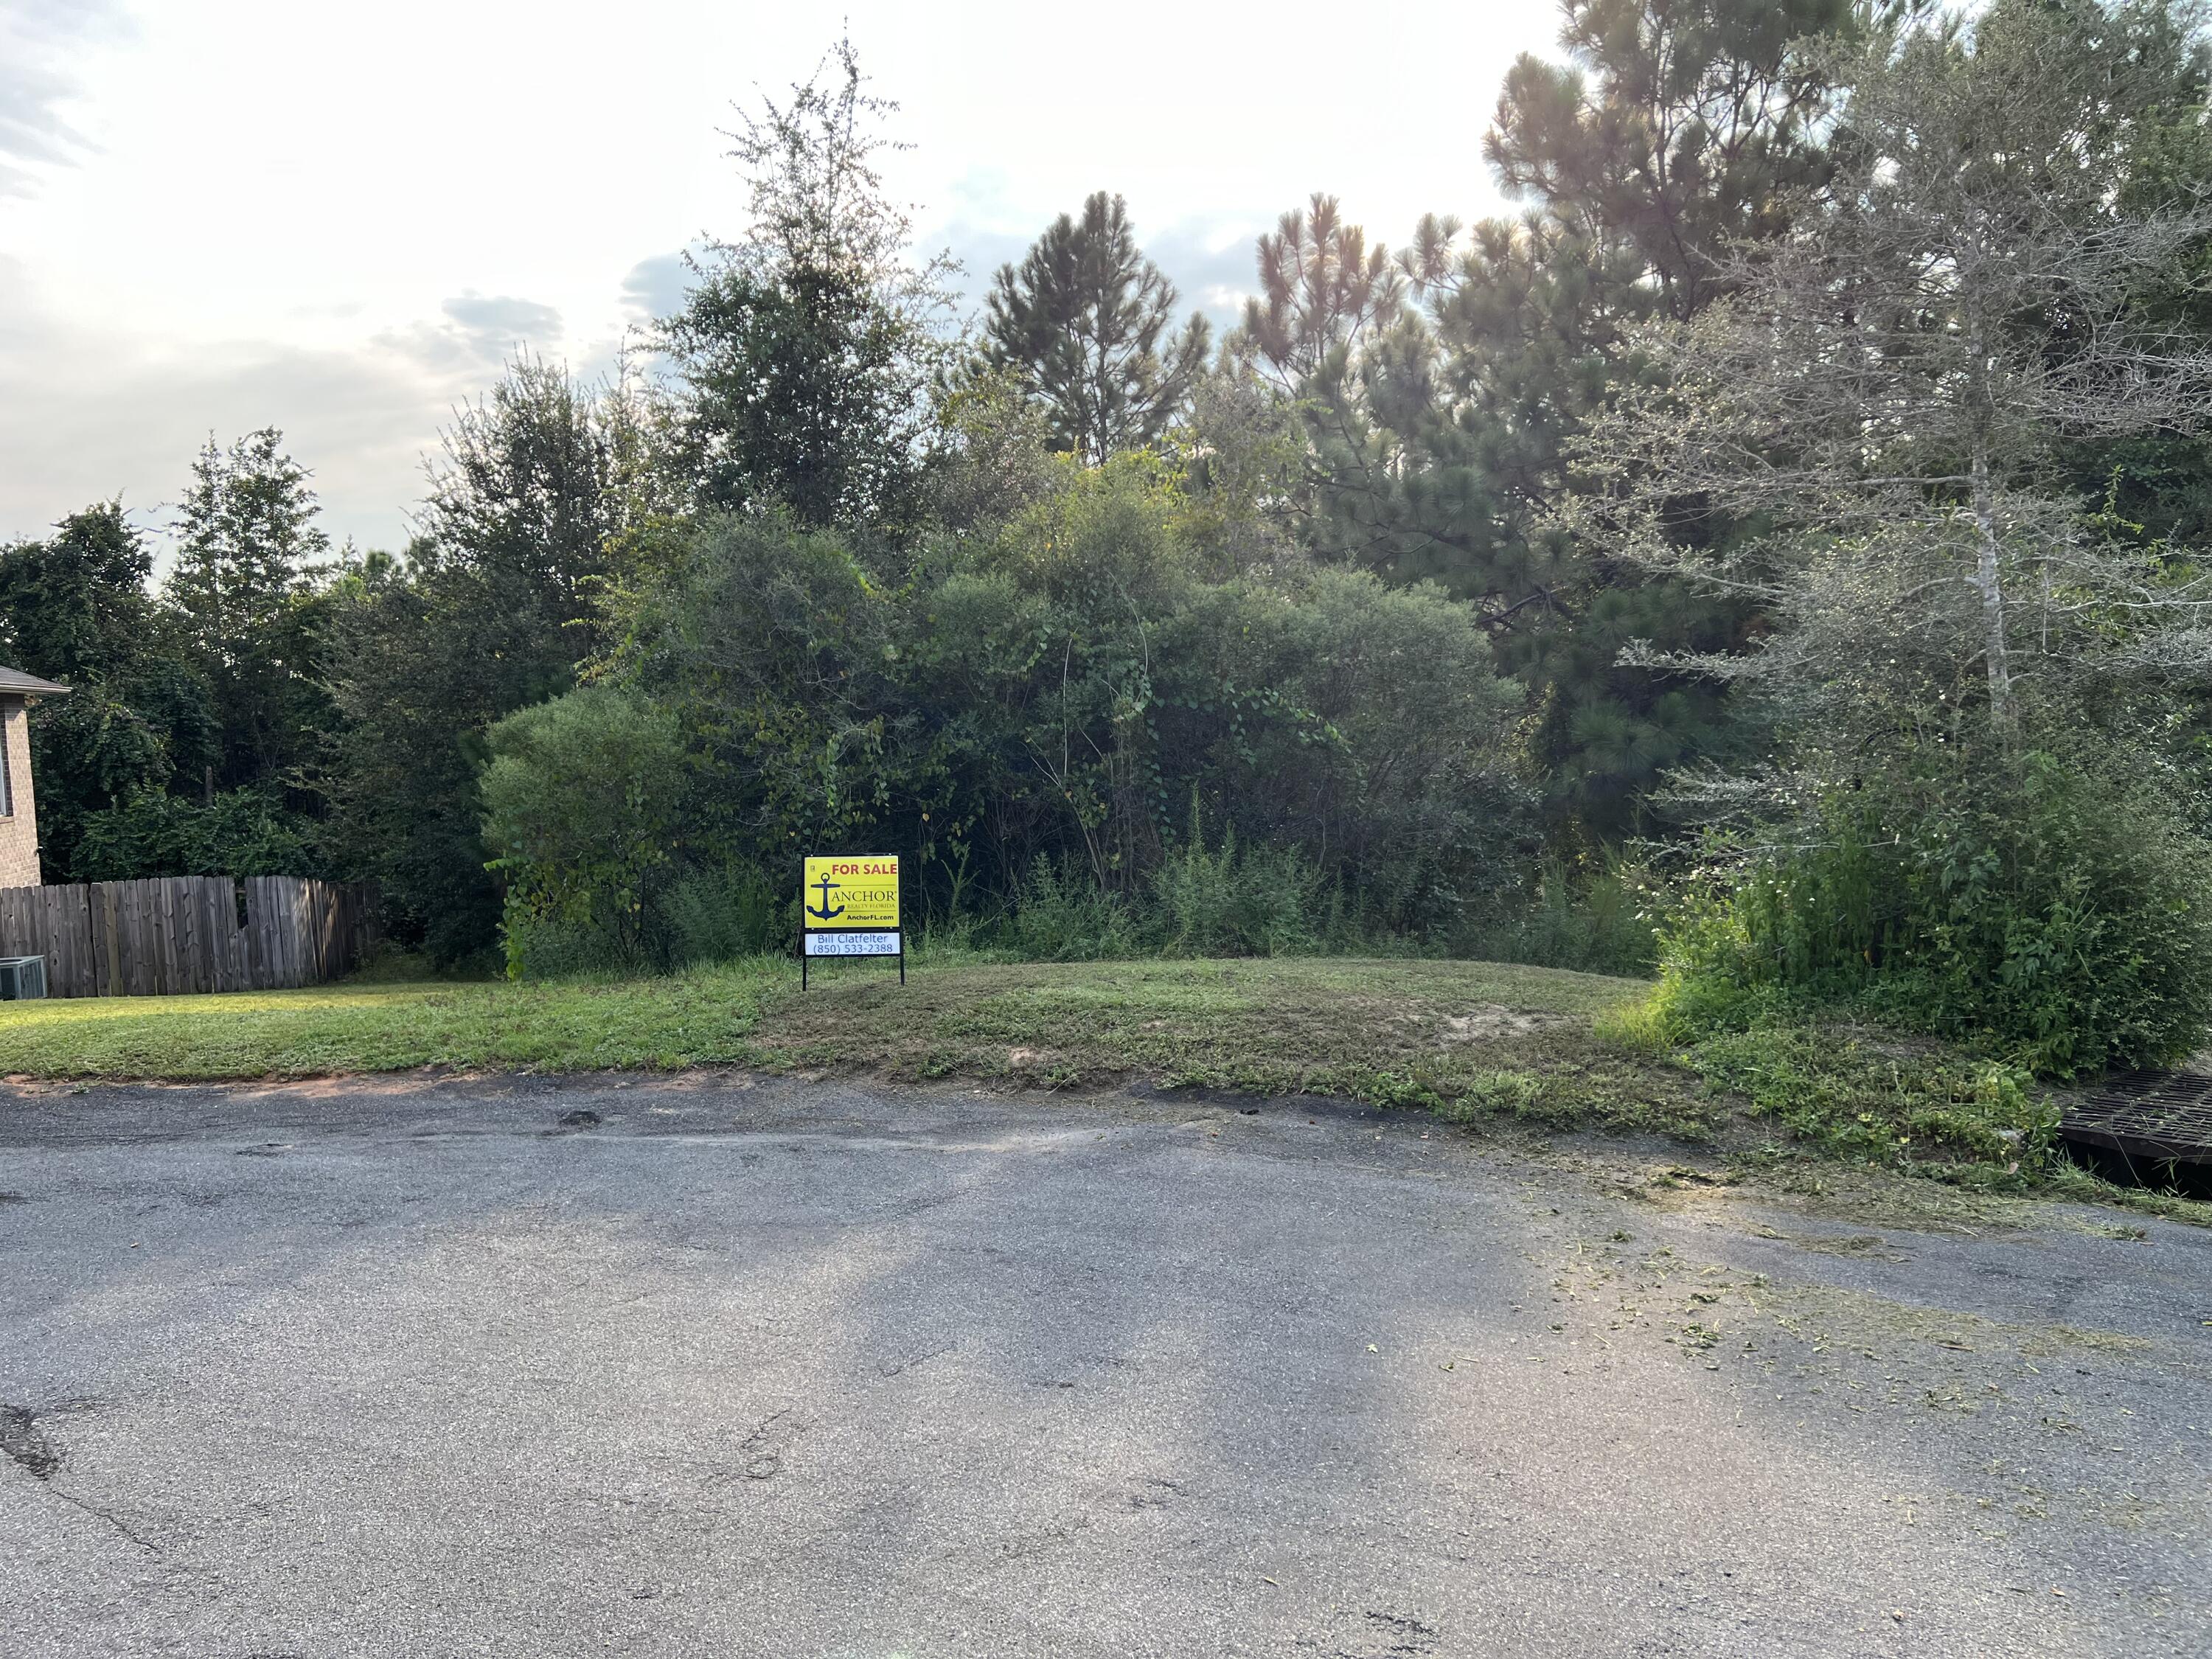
(0, 956, 48, 999)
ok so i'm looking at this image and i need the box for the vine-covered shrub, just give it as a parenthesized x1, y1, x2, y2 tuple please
(70, 788, 314, 882)
(1654, 749, 2212, 1075)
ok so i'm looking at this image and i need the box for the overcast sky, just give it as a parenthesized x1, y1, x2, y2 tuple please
(0, 0, 1557, 554)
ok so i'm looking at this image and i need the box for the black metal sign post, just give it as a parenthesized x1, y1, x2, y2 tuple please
(799, 855, 903, 990)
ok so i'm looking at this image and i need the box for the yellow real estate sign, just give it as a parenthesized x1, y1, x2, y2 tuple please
(802, 855, 900, 931)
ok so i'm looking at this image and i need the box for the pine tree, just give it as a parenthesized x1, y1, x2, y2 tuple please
(1239, 0, 1851, 838)
(165, 428, 332, 788)
(1563, 0, 2212, 756)
(984, 192, 1211, 463)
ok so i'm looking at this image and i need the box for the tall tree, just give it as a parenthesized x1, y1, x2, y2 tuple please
(1485, 0, 1850, 322)
(658, 37, 953, 533)
(1239, 195, 1406, 390)
(321, 356, 639, 962)
(165, 428, 333, 790)
(0, 501, 156, 685)
(983, 192, 1211, 462)
(1563, 0, 2212, 763)
(1239, 0, 1852, 838)
(0, 504, 220, 877)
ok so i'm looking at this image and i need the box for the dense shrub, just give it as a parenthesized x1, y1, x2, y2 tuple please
(481, 687, 688, 976)
(1006, 856, 1136, 961)
(661, 863, 787, 966)
(1148, 818, 1316, 957)
(70, 788, 314, 881)
(1463, 858, 1658, 977)
(509, 462, 1534, 973)
(1654, 750, 2212, 1074)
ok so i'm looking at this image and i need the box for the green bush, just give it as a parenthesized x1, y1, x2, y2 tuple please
(70, 787, 316, 881)
(1006, 855, 1135, 961)
(482, 687, 689, 977)
(1003, 809, 1323, 962)
(1655, 750, 2212, 1075)
(1465, 858, 1658, 977)
(660, 863, 787, 966)
(593, 467, 1529, 948)
(1149, 815, 1315, 958)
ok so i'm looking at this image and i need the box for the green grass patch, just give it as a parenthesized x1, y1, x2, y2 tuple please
(0, 953, 1714, 1137)
(0, 963, 787, 1078)
(765, 956, 1717, 1137)
(1602, 999, 2212, 1222)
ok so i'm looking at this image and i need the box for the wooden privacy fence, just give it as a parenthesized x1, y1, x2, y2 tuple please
(0, 877, 380, 998)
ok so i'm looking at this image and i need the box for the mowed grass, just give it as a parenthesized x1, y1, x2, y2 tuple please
(766, 956, 1718, 1134)
(0, 962, 789, 1079)
(0, 954, 1709, 1131)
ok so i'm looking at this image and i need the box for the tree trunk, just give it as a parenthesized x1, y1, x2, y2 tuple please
(1969, 439, 2015, 737)
(1966, 313, 2015, 737)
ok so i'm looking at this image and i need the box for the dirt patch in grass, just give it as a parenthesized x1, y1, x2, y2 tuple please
(1436, 1006, 1576, 1042)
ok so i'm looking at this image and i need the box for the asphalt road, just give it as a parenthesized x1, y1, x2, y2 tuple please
(2, 1071, 2208, 1658)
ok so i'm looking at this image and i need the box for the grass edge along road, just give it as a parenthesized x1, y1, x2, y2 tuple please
(1, 953, 2202, 1225)
(0, 956, 1632, 1088)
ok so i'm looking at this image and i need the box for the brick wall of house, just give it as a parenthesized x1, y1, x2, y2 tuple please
(0, 695, 41, 888)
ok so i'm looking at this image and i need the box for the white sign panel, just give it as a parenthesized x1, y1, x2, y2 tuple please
(804, 931, 902, 957)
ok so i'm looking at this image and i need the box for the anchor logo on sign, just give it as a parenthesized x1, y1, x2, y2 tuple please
(807, 872, 846, 921)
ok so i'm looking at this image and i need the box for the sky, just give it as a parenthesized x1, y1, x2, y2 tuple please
(0, 0, 1559, 555)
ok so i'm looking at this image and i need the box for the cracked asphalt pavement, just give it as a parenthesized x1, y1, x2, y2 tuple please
(3, 1071, 2208, 1657)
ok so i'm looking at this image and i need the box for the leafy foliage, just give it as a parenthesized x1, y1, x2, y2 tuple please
(1565, 0, 2212, 1072)
(655, 36, 953, 531)
(493, 459, 1527, 968)
(1564, 0, 2212, 748)
(166, 428, 335, 792)
(481, 687, 689, 976)
(319, 356, 634, 961)
(70, 788, 314, 883)
(1652, 750, 2212, 1074)
(1237, 1, 1851, 836)
(0, 504, 222, 878)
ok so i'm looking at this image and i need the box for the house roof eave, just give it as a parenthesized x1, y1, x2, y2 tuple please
(0, 665, 70, 698)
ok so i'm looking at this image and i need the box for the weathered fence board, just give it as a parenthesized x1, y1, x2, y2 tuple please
(0, 877, 379, 998)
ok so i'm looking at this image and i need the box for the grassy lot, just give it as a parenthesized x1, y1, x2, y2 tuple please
(768, 956, 1720, 1135)
(0, 962, 790, 1079)
(2, 952, 2202, 1221)
(0, 953, 1702, 1127)
(0, 951, 1665, 1091)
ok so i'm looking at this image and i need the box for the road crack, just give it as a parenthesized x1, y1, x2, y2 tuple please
(3, 1403, 162, 1554)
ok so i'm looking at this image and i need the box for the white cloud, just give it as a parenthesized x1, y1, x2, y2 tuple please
(376, 292, 569, 375)
(0, 270, 515, 554)
(0, 0, 131, 195)
(0, 0, 1556, 552)
(619, 251, 696, 327)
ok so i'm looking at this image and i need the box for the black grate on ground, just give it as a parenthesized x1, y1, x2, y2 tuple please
(2063, 1069, 2212, 1166)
